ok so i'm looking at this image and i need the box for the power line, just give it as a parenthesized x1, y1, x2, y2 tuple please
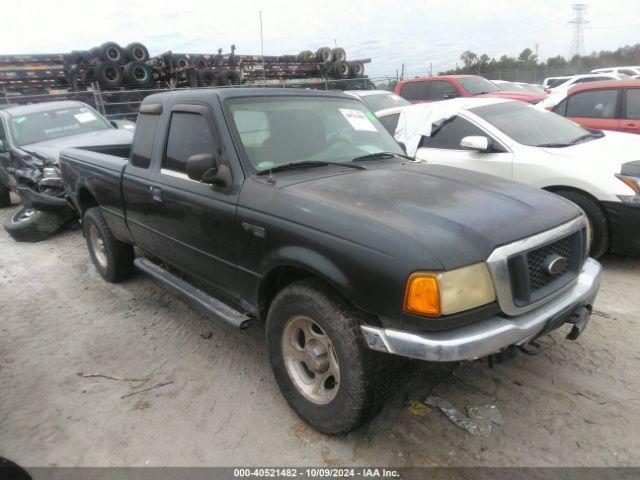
(568, 3, 590, 58)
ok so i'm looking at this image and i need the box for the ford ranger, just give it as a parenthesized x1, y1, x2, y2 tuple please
(60, 88, 602, 434)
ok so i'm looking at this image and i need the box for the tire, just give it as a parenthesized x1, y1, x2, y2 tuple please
(315, 47, 332, 63)
(3, 206, 70, 242)
(117, 91, 145, 113)
(554, 189, 610, 258)
(83, 207, 134, 282)
(123, 61, 151, 87)
(192, 55, 209, 69)
(220, 70, 241, 86)
(332, 60, 350, 79)
(297, 50, 314, 63)
(82, 68, 96, 87)
(266, 279, 390, 435)
(173, 55, 190, 69)
(99, 41, 126, 64)
(197, 68, 217, 87)
(95, 61, 123, 88)
(349, 61, 364, 77)
(89, 46, 101, 61)
(0, 183, 11, 208)
(332, 47, 347, 62)
(125, 42, 149, 62)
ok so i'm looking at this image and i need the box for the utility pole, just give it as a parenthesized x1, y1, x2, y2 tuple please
(568, 3, 589, 58)
(259, 10, 264, 58)
(400, 63, 405, 80)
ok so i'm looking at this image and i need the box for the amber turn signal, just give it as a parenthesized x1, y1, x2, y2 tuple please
(404, 274, 441, 316)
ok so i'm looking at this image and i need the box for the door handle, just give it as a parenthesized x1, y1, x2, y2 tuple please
(150, 186, 163, 202)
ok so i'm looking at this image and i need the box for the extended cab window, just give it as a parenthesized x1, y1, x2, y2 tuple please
(625, 89, 640, 119)
(164, 112, 216, 174)
(419, 116, 486, 149)
(430, 81, 460, 100)
(399, 82, 428, 101)
(130, 112, 160, 168)
(566, 89, 619, 118)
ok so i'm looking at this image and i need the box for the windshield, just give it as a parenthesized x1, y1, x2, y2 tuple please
(228, 96, 403, 172)
(470, 101, 591, 147)
(360, 93, 410, 112)
(457, 76, 500, 95)
(9, 106, 111, 146)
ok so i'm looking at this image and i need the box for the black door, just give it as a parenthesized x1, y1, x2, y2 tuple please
(121, 108, 161, 254)
(147, 104, 239, 298)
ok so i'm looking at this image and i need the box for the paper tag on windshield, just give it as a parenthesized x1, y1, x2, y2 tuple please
(74, 112, 96, 123)
(339, 108, 377, 132)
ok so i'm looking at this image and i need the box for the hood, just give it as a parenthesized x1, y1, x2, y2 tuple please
(478, 91, 546, 103)
(19, 129, 133, 164)
(541, 130, 640, 168)
(254, 162, 581, 270)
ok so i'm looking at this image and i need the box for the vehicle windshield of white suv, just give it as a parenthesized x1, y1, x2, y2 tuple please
(470, 101, 601, 147)
(9, 106, 111, 146)
(457, 76, 500, 95)
(228, 96, 404, 172)
(360, 93, 410, 112)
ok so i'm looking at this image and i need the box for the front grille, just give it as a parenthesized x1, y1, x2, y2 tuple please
(527, 235, 573, 291)
(508, 229, 586, 308)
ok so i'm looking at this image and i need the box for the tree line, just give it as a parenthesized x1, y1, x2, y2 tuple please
(440, 44, 640, 76)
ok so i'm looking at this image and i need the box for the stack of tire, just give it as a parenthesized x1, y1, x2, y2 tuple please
(169, 54, 242, 88)
(298, 46, 365, 80)
(69, 42, 152, 91)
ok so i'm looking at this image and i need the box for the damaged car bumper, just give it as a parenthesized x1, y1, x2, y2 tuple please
(360, 258, 601, 362)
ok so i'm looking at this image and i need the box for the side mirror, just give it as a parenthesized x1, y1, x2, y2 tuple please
(186, 153, 231, 188)
(460, 135, 490, 152)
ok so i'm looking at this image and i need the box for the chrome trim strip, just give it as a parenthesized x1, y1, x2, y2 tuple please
(486, 216, 586, 316)
(160, 168, 199, 183)
(361, 258, 601, 362)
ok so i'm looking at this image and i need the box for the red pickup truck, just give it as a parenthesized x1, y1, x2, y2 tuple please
(395, 75, 546, 104)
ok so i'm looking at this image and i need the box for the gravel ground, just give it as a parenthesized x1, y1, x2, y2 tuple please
(0, 202, 639, 468)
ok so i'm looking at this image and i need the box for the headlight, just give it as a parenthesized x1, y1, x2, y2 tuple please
(404, 263, 496, 317)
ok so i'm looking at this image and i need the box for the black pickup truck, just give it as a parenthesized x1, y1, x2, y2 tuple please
(60, 88, 602, 434)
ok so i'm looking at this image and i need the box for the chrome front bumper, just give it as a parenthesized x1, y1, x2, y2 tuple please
(361, 258, 602, 363)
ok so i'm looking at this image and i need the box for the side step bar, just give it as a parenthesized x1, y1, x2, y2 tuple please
(134, 257, 250, 329)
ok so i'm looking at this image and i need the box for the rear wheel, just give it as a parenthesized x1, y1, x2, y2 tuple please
(3, 206, 70, 242)
(83, 207, 134, 282)
(266, 279, 390, 435)
(554, 189, 609, 258)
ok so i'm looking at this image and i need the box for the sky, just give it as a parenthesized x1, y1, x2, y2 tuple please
(2, 0, 640, 80)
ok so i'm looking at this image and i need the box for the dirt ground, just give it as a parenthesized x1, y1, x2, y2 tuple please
(1, 202, 639, 468)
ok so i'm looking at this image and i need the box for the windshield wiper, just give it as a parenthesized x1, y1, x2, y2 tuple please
(256, 160, 366, 175)
(352, 151, 413, 162)
(537, 131, 604, 148)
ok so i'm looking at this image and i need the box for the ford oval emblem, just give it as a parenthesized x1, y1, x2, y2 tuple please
(545, 255, 568, 277)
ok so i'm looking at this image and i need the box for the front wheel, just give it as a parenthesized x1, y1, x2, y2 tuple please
(266, 279, 390, 435)
(554, 189, 609, 258)
(3, 206, 70, 242)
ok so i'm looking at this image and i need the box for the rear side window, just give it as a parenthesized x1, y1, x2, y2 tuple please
(419, 116, 486, 149)
(566, 89, 619, 118)
(619, 69, 637, 76)
(399, 82, 428, 101)
(378, 113, 400, 134)
(130, 113, 160, 168)
(164, 112, 216, 174)
(625, 89, 640, 119)
(430, 81, 460, 100)
(574, 76, 611, 84)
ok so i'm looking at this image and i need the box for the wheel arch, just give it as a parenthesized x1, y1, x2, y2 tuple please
(256, 248, 362, 322)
